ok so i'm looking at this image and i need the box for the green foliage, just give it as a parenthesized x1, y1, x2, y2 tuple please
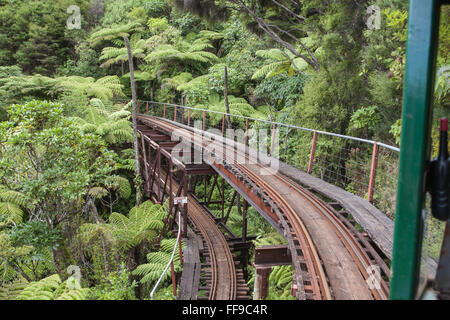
(254, 73, 307, 110)
(145, 37, 218, 69)
(435, 67, 450, 105)
(0, 277, 28, 300)
(76, 200, 167, 284)
(350, 105, 380, 134)
(253, 232, 287, 248)
(0, 70, 124, 110)
(252, 49, 308, 80)
(90, 22, 144, 47)
(0, 232, 34, 281)
(0, 101, 118, 229)
(9, 221, 61, 254)
(191, 93, 266, 126)
(108, 200, 167, 250)
(74, 99, 133, 146)
(16, 274, 89, 300)
(99, 33, 146, 69)
(0, 0, 92, 75)
(389, 119, 402, 146)
(0, 186, 26, 225)
(88, 265, 137, 300)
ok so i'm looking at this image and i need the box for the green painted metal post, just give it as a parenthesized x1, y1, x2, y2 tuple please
(390, 0, 441, 300)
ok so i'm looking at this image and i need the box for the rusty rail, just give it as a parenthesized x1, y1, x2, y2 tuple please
(137, 114, 391, 300)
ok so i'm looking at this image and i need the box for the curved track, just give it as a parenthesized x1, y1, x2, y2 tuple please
(186, 193, 237, 300)
(138, 114, 390, 300)
(141, 130, 237, 300)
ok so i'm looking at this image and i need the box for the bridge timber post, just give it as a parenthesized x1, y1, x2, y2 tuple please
(253, 266, 272, 300)
(367, 142, 379, 203)
(308, 131, 318, 174)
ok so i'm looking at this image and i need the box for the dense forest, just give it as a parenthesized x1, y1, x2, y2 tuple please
(0, 0, 448, 300)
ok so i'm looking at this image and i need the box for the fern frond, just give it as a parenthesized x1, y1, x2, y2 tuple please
(0, 202, 23, 224)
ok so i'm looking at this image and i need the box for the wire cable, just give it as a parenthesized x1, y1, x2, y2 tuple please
(150, 210, 181, 300)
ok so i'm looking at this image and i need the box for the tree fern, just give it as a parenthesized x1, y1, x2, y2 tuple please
(253, 232, 287, 247)
(77, 101, 133, 145)
(145, 37, 218, 70)
(90, 22, 144, 47)
(15, 274, 89, 300)
(0, 277, 28, 300)
(99, 36, 146, 69)
(108, 201, 167, 251)
(0, 186, 26, 224)
(252, 49, 309, 80)
(132, 238, 185, 285)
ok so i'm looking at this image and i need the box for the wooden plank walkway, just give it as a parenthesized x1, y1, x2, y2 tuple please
(177, 228, 202, 300)
(278, 161, 438, 278)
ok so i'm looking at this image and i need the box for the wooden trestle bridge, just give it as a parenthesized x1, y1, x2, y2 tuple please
(136, 110, 393, 300)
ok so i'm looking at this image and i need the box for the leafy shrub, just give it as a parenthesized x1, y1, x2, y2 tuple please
(89, 266, 137, 300)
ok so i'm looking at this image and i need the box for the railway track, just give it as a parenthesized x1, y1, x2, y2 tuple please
(139, 128, 250, 300)
(137, 114, 390, 300)
(184, 192, 237, 300)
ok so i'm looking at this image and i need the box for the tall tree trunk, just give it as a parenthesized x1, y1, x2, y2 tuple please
(224, 66, 232, 129)
(124, 36, 142, 206)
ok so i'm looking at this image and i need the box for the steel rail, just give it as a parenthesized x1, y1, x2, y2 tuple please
(139, 115, 330, 299)
(138, 115, 389, 299)
(209, 125, 389, 299)
(263, 170, 390, 300)
(234, 163, 330, 300)
(147, 142, 237, 300)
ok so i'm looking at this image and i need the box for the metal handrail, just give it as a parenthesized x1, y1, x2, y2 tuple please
(118, 99, 400, 152)
(150, 211, 181, 300)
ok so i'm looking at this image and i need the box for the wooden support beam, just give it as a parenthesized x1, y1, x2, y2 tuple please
(223, 190, 237, 225)
(254, 245, 292, 267)
(242, 199, 248, 243)
(206, 175, 218, 206)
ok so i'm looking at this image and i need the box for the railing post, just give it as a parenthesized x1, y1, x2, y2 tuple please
(170, 261, 177, 296)
(203, 111, 206, 131)
(187, 109, 191, 127)
(367, 142, 379, 203)
(308, 131, 318, 174)
(183, 176, 188, 238)
(174, 105, 177, 122)
(178, 235, 183, 266)
(222, 114, 225, 136)
(245, 118, 249, 146)
(270, 124, 277, 157)
(163, 104, 166, 118)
